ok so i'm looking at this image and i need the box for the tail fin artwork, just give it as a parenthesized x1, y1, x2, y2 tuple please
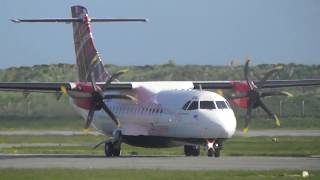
(71, 6, 107, 82)
(11, 5, 147, 83)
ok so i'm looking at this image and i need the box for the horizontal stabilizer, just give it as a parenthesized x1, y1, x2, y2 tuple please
(10, 18, 147, 23)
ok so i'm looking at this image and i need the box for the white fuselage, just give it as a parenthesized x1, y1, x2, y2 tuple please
(71, 82, 237, 147)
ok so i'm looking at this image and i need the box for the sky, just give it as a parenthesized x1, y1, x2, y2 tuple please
(1, 0, 320, 68)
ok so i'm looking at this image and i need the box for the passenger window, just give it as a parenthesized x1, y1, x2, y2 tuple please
(200, 101, 216, 109)
(216, 101, 228, 109)
(187, 101, 198, 110)
(182, 101, 191, 110)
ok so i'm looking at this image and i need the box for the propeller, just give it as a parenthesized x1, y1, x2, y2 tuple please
(83, 67, 132, 131)
(231, 59, 292, 133)
(61, 65, 135, 131)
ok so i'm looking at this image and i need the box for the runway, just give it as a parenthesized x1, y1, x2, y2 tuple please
(0, 154, 319, 170)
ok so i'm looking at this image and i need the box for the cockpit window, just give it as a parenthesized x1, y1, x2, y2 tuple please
(182, 101, 191, 110)
(216, 101, 228, 109)
(225, 101, 231, 108)
(187, 101, 198, 110)
(200, 101, 216, 110)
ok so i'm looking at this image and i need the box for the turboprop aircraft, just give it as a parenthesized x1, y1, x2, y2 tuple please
(2, 5, 320, 157)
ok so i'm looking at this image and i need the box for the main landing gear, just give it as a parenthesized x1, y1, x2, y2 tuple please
(105, 141, 121, 157)
(184, 145, 200, 156)
(93, 129, 122, 157)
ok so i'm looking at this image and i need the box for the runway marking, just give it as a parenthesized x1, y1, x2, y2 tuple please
(0, 154, 319, 170)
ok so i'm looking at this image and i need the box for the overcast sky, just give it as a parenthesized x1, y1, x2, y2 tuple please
(1, 0, 320, 68)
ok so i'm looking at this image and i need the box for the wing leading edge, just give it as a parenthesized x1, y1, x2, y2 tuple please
(0, 82, 132, 93)
(193, 79, 320, 90)
(0, 79, 319, 93)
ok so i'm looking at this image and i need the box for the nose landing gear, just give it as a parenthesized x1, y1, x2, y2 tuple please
(207, 139, 222, 157)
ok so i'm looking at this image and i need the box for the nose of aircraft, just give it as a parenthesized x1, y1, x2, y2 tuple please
(201, 110, 237, 138)
(220, 113, 237, 138)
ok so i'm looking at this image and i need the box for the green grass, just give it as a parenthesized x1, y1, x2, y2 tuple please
(1, 116, 319, 131)
(0, 169, 319, 180)
(236, 116, 320, 130)
(1, 136, 319, 157)
(0, 116, 84, 130)
(223, 136, 320, 157)
(0, 135, 105, 144)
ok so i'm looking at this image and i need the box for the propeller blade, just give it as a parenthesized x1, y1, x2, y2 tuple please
(244, 59, 255, 90)
(258, 65, 283, 89)
(216, 89, 224, 96)
(104, 69, 128, 89)
(258, 99, 281, 127)
(101, 103, 121, 127)
(261, 91, 293, 97)
(243, 102, 253, 133)
(103, 94, 137, 101)
(84, 104, 97, 130)
(60, 86, 68, 95)
(90, 71, 98, 91)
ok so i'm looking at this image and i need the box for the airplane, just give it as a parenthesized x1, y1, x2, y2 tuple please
(1, 5, 320, 157)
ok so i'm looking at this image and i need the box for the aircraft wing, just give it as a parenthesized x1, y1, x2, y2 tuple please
(0, 82, 133, 93)
(193, 79, 320, 89)
(0, 82, 71, 93)
(0, 80, 319, 93)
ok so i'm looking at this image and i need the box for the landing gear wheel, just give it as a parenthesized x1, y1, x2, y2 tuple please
(192, 145, 200, 156)
(112, 142, 121, 157)
(184, 145, 200, 156)
(112, 148, 121, 157)
(214, 149, 220, 157)
(207, 148, 214, 157)
(105, 142, 113, 157)
(184, 145, 192, 156)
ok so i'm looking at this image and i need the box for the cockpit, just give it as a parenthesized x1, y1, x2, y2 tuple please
(182, 100, 231, 111)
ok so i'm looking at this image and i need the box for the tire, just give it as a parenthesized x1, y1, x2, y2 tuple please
(105, 142, 113, 157)
(207, 148, 214, 157)
(214, 149, 220, 158)
(191, 145, 200, 156)
(113, 148, 121, 157)
(184, 145, 192, 156)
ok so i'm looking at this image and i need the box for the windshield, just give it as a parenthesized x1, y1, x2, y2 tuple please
(200, 101, 216, 109)
(216, 101, 228, 109)
(182, 101, 191, 110)
(187, 101, 198, 110)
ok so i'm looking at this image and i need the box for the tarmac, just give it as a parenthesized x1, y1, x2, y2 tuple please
(1, 129, 319, 170)
(0, 154, 319, 170)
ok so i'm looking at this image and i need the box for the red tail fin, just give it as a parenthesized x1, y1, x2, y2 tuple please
(71, 6, 108, 82)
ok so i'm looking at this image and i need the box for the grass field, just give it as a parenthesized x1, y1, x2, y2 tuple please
(1, 116, 319, 131)
(0, 169, 318, 180)
(1, 135, 319, 157)
(0, 116, 83, 130)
